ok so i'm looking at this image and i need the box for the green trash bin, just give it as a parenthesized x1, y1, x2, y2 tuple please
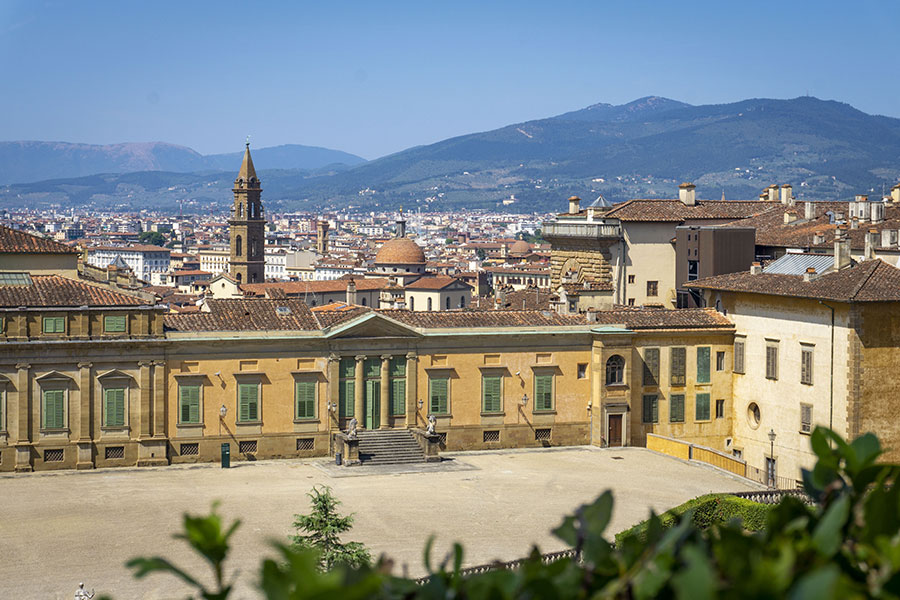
(221, 443, 230, 468)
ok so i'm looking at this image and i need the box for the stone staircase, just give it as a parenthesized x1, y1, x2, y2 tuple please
(357, 429, 426, 465)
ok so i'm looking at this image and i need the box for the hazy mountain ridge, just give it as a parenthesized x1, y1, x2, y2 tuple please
(0, 141, 365, 185)
(3, 96, 900, 212)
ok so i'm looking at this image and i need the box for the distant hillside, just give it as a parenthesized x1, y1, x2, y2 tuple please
(3, 96, 900, 212)
(0, 141, 365, 185)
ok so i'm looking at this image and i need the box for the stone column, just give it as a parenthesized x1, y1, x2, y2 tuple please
(354, 355, 365, 428)
(14, 363, 32, 472)
(379, 355, 391, 429)
(138, 361, 152, 438)
(405, 352, 418, 428)
(76, 362, 94, 470)
(327, 354, 340, 430)
(152, 360, 166, 437)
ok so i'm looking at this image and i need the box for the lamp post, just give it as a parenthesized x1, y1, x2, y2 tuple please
(521, 393, 529, 408)
(768, 428, 777, 488)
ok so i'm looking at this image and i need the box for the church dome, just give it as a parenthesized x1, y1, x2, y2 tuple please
(509, 240, 531, 255)
(375, 238, 426, 265)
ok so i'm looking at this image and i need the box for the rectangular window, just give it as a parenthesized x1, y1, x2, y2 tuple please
(43, 316, 65, 334)
(104, 315, 127, 333)
(766, 344, 779, 380)
(628, 298, 635, 306)
(642, 348, 660, 386)
(338, 358, 355, 418)
(577, 363, 587, 379)
(697, 347, 710, 383)
(628, 274, 635, 284)
(669, 394, 685, 423)
(42, 389, 65, 429)
(429, 377, 449, 415)
(178, 384, 201, 424)
(295, 380, 316, 420)
(103, 387, 126, 427)
(696, 393, 711, 421)
(670, 347, 686, 386)
(642, 394, 658, 424)
(482, 374, 502, 413)
(734, 340, 745, 374)
(801, 346, 814, 385)
(389, 357, 406, 416)
(801, 403, 813, 433)
(534, 374, 554, 411)
(238, 382, 259, 422)
(715, 399, 725, 419)
(716, 351, 725, 371)
(646, 280, 658, 297)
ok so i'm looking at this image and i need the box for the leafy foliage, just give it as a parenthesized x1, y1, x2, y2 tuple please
(127, 427, 900, 599)
(290, 485, 371, 571)
(138, 231, 167, 246)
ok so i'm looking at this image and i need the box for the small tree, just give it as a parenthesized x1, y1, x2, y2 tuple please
(291, 486, 371, 571)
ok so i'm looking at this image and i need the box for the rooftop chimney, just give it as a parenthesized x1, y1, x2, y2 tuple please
(892, 184, 900, 204)
(679, 182, 697, 206)
(813, 231, 825, 245)
(780, 184, 793, 205)
(750, 262, 763, 275)
(784, 212, 798, 224)
(767, 185, 779, 202)
(835, 227, 851, 270)
(872, 201, 885, 224)
(865, 228, 879, 259)
(803, 267, 818, 282)
(568, 196, 581, 214)
(805, 201, 816, 220)
(882, 229, 894, 248)
(346, 278, 357, 305)
(851, 217, 859, 230)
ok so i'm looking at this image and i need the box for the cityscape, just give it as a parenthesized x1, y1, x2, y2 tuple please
(2, 1, 900, 598)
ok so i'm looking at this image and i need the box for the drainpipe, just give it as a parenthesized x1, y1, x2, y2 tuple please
(818, 301, 835, 433)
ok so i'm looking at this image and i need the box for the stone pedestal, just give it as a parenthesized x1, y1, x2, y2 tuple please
(411, 429, 442, 462)
(333, 432, 360, 466)
(137, 438, 169, 467)
(14, 444, 32, 472)
(75, 441, 94, 470)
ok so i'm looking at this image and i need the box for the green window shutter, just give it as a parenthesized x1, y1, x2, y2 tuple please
(364, 358, 381, 379)
(642, 394, 658, 423)
(339, 380, 355, 417)
(339, 358, 356, 379)
(642, 348, 659, 386)
(391, 378, 406, 415)
(104, 315, 127, 333)
(104, 388, 126, 427)
(43, 389, 65, 429)
(482, 375, 502, 413)
(696, 393, 710, 421)
(43, 317, 65, 333)
(239, 383, 258, 422)
(295, 380, 315, 419)
(389, 357, 406, 377)
(670, 347, 686, 386)
(697, 347, 710, 383)
(535, 374, 553, 411)
(670, 394, 685, 423)
(430, 378, 448, 414)
(179, 385, 200, 423)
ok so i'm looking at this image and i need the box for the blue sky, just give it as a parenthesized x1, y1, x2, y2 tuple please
(1, 0, 898, 159)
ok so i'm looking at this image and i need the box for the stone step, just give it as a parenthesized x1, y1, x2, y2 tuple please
(355, 428, 426, 465)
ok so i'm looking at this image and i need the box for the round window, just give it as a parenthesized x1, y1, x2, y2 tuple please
(747, 402, 761, 429)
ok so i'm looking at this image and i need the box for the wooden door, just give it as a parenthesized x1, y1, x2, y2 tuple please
(365, 379, 380, 429)
(608, 414, 622, 447)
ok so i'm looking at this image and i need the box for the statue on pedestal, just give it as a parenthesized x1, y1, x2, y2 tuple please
(347, 417, 358, 439)
(75, 583, 94, 599)
(426, 414, 436, 435)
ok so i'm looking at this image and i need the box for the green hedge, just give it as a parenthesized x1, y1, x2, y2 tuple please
(615, 493, 771, 544)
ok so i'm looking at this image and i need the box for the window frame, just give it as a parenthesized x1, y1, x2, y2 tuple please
(481, 373, 503, 414)
(715, 351, 726, 372)
(41, 387, 67, 430)
(733, 339, 745, 374)
(294, 378, 317, 421)
(715, 398, 725, 419)
(102, 385, 128, 428)
(670, 347, 686, 386)
(389, 357, 407, 417)
(103, 314, 128, 333)
(178, 382, 202, 425)
(428, 376, 450, 415)
(800, 345, 814, 385)
(800, 402, 813, 434)
(765, 342, 779, 380)
(42, 316, 66, 334)
(646, 280, 658, 297)
(696, 346, 711, 384)
(338, 358, 355, 418)
(576, 363, 588, 379)
(641, 394, 659, 424)
(695, 393, 711, 422)
(605, 355, 625, 386)
(669, 394, 685, 423)
(642, 348, 659, 386)
(534, 372, 554, 412)
(237, 381, 261, 423)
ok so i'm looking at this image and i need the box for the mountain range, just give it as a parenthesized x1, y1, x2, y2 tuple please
(3, 96, 900, 213)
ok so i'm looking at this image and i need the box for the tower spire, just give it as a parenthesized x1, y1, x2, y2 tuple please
(237, 142, 257, 183)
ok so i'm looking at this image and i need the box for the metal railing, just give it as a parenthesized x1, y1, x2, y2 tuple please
(745, 465, 801, 491)
(542, 221, 622, 240)
(731, 489, 814, 505)
(415, 548, 578, 584)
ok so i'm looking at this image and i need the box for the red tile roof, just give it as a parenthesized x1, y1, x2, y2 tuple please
(602, 199, 774, 222)
(0, 225, 79, 254)
(164, 299, 320, 331)
(404, 276, 471, 290)
(0, 275, 153, 307)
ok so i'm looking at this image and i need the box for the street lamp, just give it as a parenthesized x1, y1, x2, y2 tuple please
(521, 393, 529, 407)
(220, 404, 227, 419)
(768, 428, 777, 488)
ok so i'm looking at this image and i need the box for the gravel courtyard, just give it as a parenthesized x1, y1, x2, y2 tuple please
(0, 446, 761, 599)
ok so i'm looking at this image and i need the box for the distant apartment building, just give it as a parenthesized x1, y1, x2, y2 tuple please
(264, 247, 288, 280)
(85, 244, 170, 284)
(198, 248, 230, 275)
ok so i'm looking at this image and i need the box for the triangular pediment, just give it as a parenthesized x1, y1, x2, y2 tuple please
(325, 312, 422, 339)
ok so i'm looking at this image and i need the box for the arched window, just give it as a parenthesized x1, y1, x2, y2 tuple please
(238, 203, 243, 218)
(235, 235, 242, 257)
(427, 298, 433, 311)
(605, 355, 625, 385)
(236, 272, 242, 283)
(361, 297, 367, 306)
(459, 296, 465, 308)
(445, 296, 451, 310)
(409, 297, 415, 311)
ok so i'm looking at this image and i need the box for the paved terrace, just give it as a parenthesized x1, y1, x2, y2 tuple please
(0, 446, 761, 599)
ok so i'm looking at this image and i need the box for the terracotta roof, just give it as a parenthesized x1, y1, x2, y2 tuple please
(88, 244, 170, 253)
(471, 288, 555, 311)
(590, 307, 733, 330)
(374, 238, 426, 265)
(240, 278, 388, 297)
(602, 199, 773, 222)
(381, 309, 586, 328)
(686, 259, 900, 302)
(0, 225, 79, 254)
(559, 281, 615, 293)
(0, 275, 153, 307)
(509, 240, 531, 254)
(404, 276, 470, 290)
(164, 299, 319, 331)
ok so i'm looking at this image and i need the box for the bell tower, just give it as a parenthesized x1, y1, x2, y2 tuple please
(228, 142, 265, 284)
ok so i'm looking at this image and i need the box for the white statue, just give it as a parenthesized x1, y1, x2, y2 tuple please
(347, 417, 358, 439)
(426, 414, 436, 435)
(75, 583, 94, 599)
